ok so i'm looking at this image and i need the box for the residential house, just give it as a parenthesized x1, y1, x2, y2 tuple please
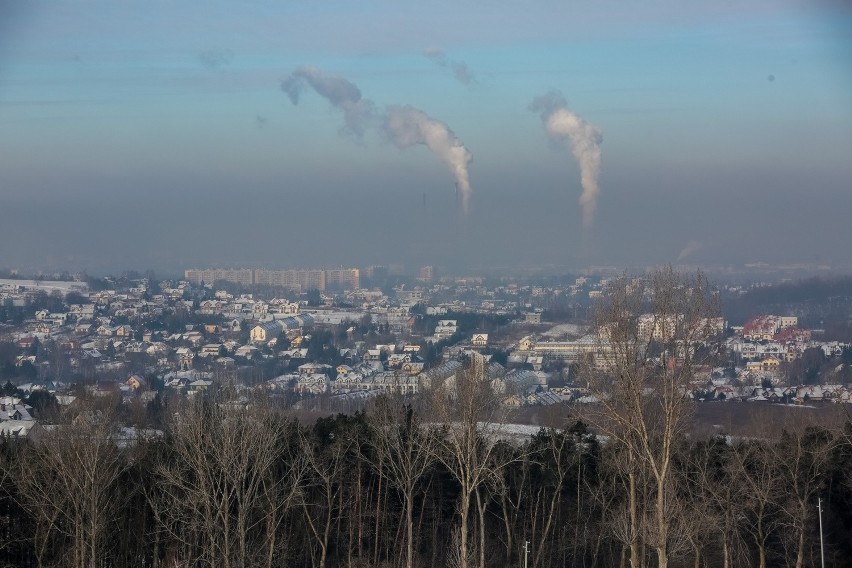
(250, 322, 282, 343)
(280, 348, 308, 361)
(142, 331, 161, 343)
(188, 379, 213, 393)
(251, 302, 269, 319)
(115, 325, 134, 338)
(270, 300, 300, 315)
(363, 349, 382, 364)
(434, 320, 458, 340)
(176, 347, 195, 370)
(126, 374, 147, 391)
(401, 361, 425, 376)
(339, 348, 359, 363)
(298, 362, 333, 376)
(295, 374, 329, 394)
(200, 344, 223, 357)
(97, 325, 116, 337)
(0, 420, 43, 441)
(74, 322, 94, 335)
(386, 353, 411, 369)
(184, 331, 204, 347)
(69, 304, 96, 321)
(234, 345, 259, 359)
(0, 400, 33, 422)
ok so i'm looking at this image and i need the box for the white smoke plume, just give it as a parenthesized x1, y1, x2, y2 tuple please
(384, 105, 473, 216)
(677, 240, 703, 262)
(281, 66, 376, 137)
(530, 91, 602, 228)
(423, 48, 477, 85)
(281, 67, 474, 213)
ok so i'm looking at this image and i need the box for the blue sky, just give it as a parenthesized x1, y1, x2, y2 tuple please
(1, 0, 850, 274)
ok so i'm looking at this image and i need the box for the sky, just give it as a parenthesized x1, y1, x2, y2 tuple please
(1, 0, 851, 275)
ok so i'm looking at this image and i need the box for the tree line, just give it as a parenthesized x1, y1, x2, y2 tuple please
(2, 389, 852, 568)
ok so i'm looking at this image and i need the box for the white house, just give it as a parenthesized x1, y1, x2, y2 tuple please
(434, 320, 458, 340)
(472, 334, 489, 347)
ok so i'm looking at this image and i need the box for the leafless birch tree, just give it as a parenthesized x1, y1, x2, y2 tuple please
(730, 440, 784, 568)
(425, 355, 516, 568)
(368, 394, 435, 568)
(582, 267, 721, 568)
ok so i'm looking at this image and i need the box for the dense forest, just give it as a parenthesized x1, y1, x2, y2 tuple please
(1, 385, 852, 568)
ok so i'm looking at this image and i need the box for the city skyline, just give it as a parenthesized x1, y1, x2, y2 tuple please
(1, 1, 851, 273)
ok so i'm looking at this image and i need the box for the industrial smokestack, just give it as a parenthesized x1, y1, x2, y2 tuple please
(281, 66, 376, 137)
(530, 91, 602, 228)
(384, 104, 473, 216)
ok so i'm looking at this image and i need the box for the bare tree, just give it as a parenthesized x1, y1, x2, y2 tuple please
(772, 427, 835, 568)
(581, 267, 720, 568)
(13, 408, 128, 568)
(586, 446, 634, 568)
(590, 441, 645, 568)
(368, 394, 435, 568)
(526, 427, 587, 568)
(684, 436, 749, 568)
(730, 440, 784, 568)
(150, 395, 297, 568)
(425, 354, 517, 568)
(494, 444, 529, 567)
(298, 423, 352, 568)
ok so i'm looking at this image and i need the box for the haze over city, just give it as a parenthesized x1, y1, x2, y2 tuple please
(1, 0, 851, 274)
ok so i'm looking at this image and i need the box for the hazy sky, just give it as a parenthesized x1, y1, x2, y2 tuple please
(1, 0, 851, 274)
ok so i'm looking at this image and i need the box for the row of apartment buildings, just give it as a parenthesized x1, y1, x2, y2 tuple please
(183, 268, 360, 291)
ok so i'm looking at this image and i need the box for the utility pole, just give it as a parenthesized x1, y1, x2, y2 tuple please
(818, 497, 825, 568)
(523, 540, 530, 568)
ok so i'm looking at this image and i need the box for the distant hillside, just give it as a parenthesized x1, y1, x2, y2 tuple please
(724, 276, 852, 328)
